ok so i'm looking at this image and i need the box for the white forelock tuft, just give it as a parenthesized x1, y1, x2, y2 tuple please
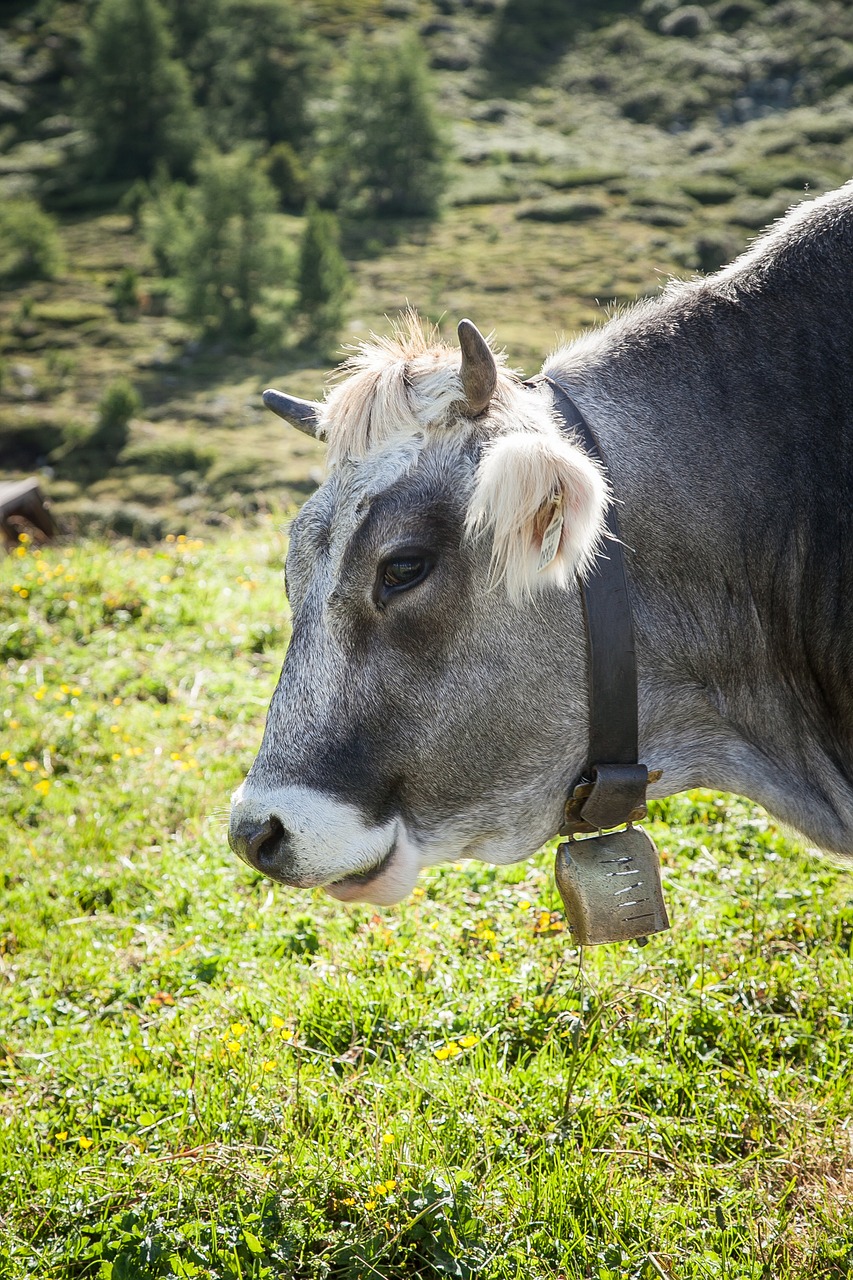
(320, 310, 527, 466)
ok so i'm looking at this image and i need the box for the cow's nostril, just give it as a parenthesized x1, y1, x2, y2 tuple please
(253, 815, 286, 866)
(230, 813, 290, 870)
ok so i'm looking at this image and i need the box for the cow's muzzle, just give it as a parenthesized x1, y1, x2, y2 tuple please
(228, 781, 422, 903)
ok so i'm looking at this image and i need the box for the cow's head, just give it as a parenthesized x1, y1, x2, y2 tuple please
(229, 314, 608, 903)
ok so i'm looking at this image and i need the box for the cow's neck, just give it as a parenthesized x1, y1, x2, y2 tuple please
(544, 229, 853, 855)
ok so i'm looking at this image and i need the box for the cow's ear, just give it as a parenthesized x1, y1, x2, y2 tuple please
(465, 429, 608, 601)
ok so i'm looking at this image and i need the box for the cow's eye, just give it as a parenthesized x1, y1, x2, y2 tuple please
(379, 555, 430, 595)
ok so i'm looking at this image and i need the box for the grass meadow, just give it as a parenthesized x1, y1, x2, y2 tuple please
(1, 524, 852, 1279)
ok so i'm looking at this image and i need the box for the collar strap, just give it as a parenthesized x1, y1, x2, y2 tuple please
(537, 376, 650, 834)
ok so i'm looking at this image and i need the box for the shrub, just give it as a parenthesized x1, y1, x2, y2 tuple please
(119, 179, 151, 231)
(297, 203, 350, 344)
(539, 166, 624, 190)
(92, 378, 142, 461)
(111, 269, 139, 319)
(120, 439, 215, 474)
(516, 196, 606, 222)
(681, 176, 739, 204)
(482, 0, 597, 83)
(0, 200, 64, 281)
(326, 37, 448, 219)
(694, 231, 743, 274)
(0, 416, 65, 468)
(715, 1, 758, 32)
(659, 5, 711, 37)
(729, 194, 795, 229)
(141, 171, 191, 277)
(632, 205, 689, 227)
(265, 143, 311, 213)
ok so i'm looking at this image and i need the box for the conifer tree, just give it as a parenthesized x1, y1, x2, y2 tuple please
(328, 38, 448, 219)
(80, 0, 200, 181)
(189, 0, 317, 153)
(153, 150, 288, 337)
(297, 204, 350, 344)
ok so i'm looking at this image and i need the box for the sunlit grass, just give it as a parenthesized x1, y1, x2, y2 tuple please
(1, 528, 852, 1279)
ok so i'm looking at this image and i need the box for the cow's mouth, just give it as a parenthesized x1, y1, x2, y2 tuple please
(326, 841, 397, 895)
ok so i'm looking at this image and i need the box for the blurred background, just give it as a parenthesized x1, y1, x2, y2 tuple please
(2, 0, 853, 539)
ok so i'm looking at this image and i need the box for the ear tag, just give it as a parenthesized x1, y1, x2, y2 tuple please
(537, 494, 564, 572)
(555, 826, 670, 945)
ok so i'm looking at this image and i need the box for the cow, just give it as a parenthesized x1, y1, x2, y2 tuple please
(229, 180, 853, 906)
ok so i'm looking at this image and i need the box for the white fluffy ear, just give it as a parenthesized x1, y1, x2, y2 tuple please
(466, 430, 608, 601)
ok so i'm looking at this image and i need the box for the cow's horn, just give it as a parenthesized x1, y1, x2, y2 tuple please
(262, 388, 322, 438)
(457, 318, 497, 418)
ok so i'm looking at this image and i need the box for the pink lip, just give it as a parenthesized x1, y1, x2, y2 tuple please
(325, 842, 397, 902)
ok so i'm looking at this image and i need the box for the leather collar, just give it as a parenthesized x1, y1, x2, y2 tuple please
(533, 376, 651, 834)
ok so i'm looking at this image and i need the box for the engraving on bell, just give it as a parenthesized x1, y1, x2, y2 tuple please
(554, 825, 671, 946)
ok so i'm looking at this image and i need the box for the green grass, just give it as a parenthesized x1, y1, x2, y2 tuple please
(1, 529, 852, 1279)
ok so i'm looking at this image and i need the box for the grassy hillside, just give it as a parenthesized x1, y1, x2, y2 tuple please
(2, 0, 853, 534)
(1, 531, 852, 1278)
